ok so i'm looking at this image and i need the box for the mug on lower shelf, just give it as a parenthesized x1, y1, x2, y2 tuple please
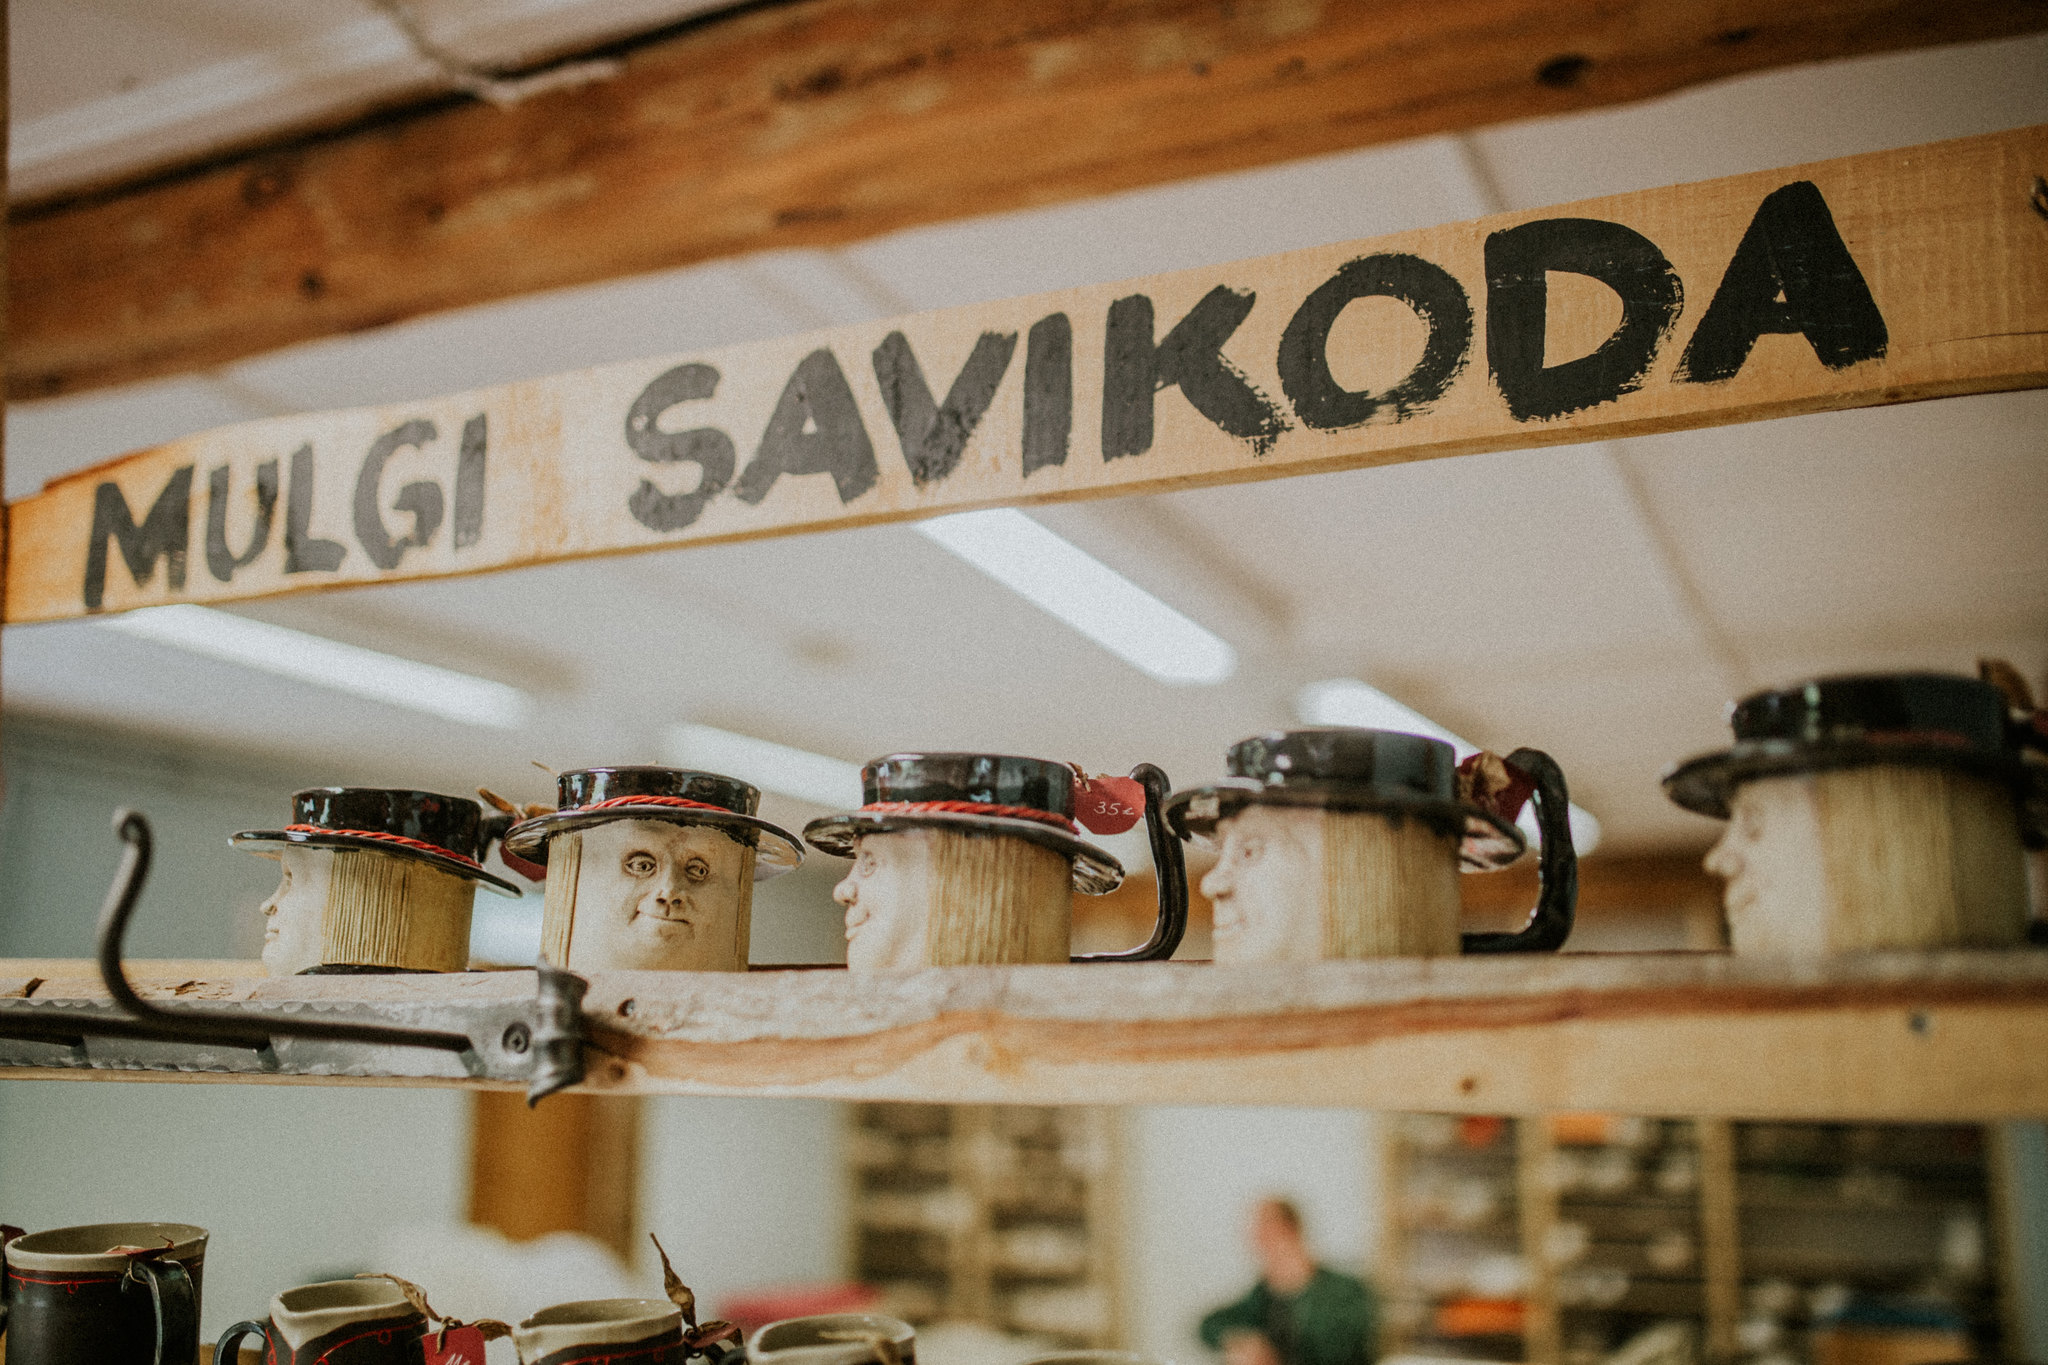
(0, 1221, 208, 1365)
(747, 1312, 918, 1365)
(513, 1298, 688, 1365)
(1166, 729, 1577, 962)
(214, 1278, 429, 1365)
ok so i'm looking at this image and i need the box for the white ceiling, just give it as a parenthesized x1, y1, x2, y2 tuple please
(5, 28, 2046, 860)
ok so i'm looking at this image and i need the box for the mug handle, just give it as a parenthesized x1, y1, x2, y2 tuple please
(215, 1320, 273, 1365)
(1460, 747, 1577, 954)
(125, 1257, 199, 1365)
(1071, 763, 1189, 963)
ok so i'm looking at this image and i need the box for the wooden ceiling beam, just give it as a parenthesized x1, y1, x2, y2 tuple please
(11, 0, 2047, 401)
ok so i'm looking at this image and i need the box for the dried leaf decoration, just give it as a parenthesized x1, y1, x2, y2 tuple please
(107, 1237, 176, 1261)
(820, 1329, 902, 1365)
(650, 1234, 743, 1355)
(356, 1273, 513, 1347)
(1455, 750, 1537, 824)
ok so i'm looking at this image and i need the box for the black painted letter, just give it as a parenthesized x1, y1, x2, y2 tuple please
(1102, 286, 1289, 460)
(1023, 313, 1073, 476)
(205, 459, 278, 583)
(1677, 180, 1888, 383)
(354, 420, 446, 571)
(872, 330, 1017, 487)
(625, 364, 737, 533)
(735, 350, 879, 505)
(284, 444, 346, 574)
(452, 414, 488, 549)
(84, 466, 193, 612)
(1278, 254, 1472, 430)
(1486, 218, 1684, 422)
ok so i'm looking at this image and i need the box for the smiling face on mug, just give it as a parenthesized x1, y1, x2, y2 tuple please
(1702, 774, 1829, 954)
(260, 846, 333, 976)
(570, 818, 750, 970)
(1200, 804, 1325, 963)
(836, 829, 937, 971)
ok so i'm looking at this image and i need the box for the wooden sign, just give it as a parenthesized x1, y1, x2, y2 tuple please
(9, 124, 2045, 625)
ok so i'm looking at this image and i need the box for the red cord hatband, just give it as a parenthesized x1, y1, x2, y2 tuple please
(860, 800, 1075, 832)
(283, 825, 479, 867)
(578, 796, 732, 814)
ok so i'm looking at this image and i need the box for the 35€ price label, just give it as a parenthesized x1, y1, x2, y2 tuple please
(1072, 774, 1145, 835)
(424, 1326, 488, 1365)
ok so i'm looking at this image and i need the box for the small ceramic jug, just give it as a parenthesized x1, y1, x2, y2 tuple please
(1166, 729, 1577, 962)
(1664, 671, 2046, 954)
(502, 767, 804, 971)
(747, 1313, 917, 1365)
(1, 1222, 207, 1365)
(513, 1299, 687, 1365)
(234, 788, 520, 975)
(804, 754, 1187, 971)
(214, 1279, 429, 1365)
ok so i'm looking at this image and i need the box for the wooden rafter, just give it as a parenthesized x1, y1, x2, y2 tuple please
(12, 0, 2048, 399)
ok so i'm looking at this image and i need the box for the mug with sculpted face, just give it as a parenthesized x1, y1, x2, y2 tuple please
(567, 818, 752, 971)
(1702, 774, 1831, 955)
(835, 829, 937, 971)
(1200, 804, 1325, 964)
(260, 846, 334, 976)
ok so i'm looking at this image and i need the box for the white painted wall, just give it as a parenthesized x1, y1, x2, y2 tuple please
(635, 1095, 850, 1312)
(1126, 1107, 1384, 1365)
(0, 1079, 472, 1338)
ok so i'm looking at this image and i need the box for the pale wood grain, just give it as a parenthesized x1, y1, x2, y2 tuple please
(10, 126, 2046, 626)
(7, 952, 2048, 1115)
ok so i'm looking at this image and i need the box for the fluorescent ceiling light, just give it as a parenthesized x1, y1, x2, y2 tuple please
(1296, 677, 1603, 854)
(98, 604, 534, 730)
(917, 508, 1236, 686)
(665, 722, 863, 810)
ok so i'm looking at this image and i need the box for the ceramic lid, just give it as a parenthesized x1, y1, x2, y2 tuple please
(232, 787, 520, 895)
(501, 766, 804, 878)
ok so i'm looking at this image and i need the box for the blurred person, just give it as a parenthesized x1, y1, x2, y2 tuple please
(1199, 1198, 1377, 1365)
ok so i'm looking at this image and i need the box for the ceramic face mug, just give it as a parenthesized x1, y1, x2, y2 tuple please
(503, 768, 805, 972)
(1166, 728, 1577, 961)
(214, 1279, 429, 1365)
(804, 754, 1188, 970)
(748, 1313, 917, 1365)
(1, 1222, 208, 1365)
(1664, 671, 2045, 954)
(233, 788, 520, 975)
(513, 1299, 687, 1365)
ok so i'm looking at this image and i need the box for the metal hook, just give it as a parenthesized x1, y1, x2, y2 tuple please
(93, 809, 588, 1101)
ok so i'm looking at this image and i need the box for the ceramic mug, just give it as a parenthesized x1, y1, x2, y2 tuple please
(747, 1313, 917, 1365)
(513, 1299, 686, 1365)
(0, 1221, 207, 1365)
(1167, 730, 1577, 961)
(215, 1279, 430, 1365)
(1021, 1354, 1170, 1365)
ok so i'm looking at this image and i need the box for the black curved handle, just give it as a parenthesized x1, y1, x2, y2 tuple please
(1460, 748, 1577, 954)
(127, 1256, 198, 1365)
(1071, 764, 1188, 963)
(214, 1319, 271, 1365)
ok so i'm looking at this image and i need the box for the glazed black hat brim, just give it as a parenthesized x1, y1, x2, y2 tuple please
(501, 806, 803, 879)
(802, 811, 1124, 895)
(232, 829, 522, 896)
(1162, 781, 1527, 871)
(1662, 738, 2037, 820)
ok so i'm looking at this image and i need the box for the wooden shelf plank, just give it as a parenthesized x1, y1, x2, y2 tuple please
(15, 0, 2045, 400)
(5, 952, 2045, 1117)
(11, 124, 2046, 626)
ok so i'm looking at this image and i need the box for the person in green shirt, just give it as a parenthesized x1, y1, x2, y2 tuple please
(1199, 1198, 1378, 1365)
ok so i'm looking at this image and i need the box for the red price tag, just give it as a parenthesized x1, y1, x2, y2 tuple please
(424, 1326, 488, 1365)
(1072, 774, 1146, 835)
